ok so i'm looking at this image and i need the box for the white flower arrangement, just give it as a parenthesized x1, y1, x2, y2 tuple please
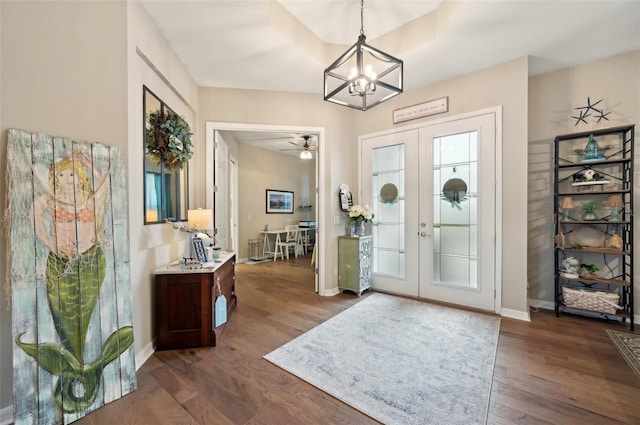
(348, 204, 375, 225)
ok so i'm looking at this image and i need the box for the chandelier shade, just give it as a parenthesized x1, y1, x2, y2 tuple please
(299, 150, 313, 159)
(323, 1, 403, 111)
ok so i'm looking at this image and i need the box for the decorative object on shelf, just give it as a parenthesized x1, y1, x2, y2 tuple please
(380, 182, 399, 204)
(579, 263, 600, 279)
(608, 232, 623, 250)
(323, 0, 403, 111)
(604, 195, 623, 221)
(559, 197, 575, 220)
(555, 232, 566, 249)
(571, 169, 610, 191)
(560, 256, 580, 278)
(348, 204, 374, 236)
(579, 200, 602, 221)
(297, 198, 312, 210)
(441, 167, 468, 208)
(146, 110, 193, 170)
(580, 134, 606, 162)
(562, 287, 621, 315)
(573, 144, 615, 157)
(192, 237, 208, 263)
(570, 224, 606, 248)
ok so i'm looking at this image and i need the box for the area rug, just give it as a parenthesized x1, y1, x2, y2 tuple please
(605, 329, 640, 380)
(263, 293, 500, 425)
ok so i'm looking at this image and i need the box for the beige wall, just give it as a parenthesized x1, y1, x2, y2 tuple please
(237, 143, 316, 259)
(126, 0, 199, 371)
(197, 87, 359, 294)
(197, 57, 530, 317)
(527, 50, 640, 312)
(0, 0, 200, 414)
(350, 57, 530, 317)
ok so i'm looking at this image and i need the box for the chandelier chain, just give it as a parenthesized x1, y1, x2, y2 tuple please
(360, 0, 365, 35)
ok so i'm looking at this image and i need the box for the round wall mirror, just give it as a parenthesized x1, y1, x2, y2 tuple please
(380, 183, 398, 204)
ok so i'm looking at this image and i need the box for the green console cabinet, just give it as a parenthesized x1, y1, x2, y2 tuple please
(338, 235, 372, 296)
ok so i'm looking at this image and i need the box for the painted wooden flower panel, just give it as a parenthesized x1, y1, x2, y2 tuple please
(8, 129, 136, 425)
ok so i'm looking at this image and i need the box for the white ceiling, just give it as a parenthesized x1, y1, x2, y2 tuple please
(221, 130, 319, 158)
(141, 0, 640, 154)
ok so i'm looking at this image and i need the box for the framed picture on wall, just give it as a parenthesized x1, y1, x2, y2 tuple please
(266, 189, 294, 214)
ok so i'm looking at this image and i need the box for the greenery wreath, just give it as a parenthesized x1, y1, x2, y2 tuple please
(145, 111, 193, 170)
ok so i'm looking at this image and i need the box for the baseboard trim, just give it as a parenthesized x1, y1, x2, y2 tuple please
(0, 405, 13, 425)
(501, 308, 531, 322)
(528, 298, 555, 310)
(136, 340, 155, 371)
(322, 286, 341, 296)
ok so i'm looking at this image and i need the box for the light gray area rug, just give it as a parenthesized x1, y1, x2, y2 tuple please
(264, 293, 500, 425)
(605, 329, 640, 380)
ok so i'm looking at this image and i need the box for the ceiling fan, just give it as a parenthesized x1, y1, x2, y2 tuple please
(279, 135, 317, 152)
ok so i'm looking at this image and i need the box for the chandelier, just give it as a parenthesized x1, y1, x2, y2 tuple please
(323, 0, 403, 111)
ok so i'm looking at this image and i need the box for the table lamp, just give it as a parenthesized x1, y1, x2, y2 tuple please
(188, 208, 214, 233)
(187, 208, 214, 258)
(146, 209, 158, 222)
(604, 195, 623, 221)
(559, 197, 575, 221)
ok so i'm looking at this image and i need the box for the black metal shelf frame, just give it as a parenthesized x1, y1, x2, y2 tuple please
(553, 125, 635, 331)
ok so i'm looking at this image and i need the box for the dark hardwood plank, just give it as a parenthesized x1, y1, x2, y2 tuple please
(73, 253, 640, 424)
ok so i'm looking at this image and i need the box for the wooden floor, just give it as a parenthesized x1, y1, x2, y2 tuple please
(76, 254, 640, 425)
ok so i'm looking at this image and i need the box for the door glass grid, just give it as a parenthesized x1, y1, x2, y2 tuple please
(433, 131, 478, 288)
(372, 144, 405, 277)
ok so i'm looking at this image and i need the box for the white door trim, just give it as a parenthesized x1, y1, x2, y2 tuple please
(205, 121, 326, 295)
(358, 106, 502, 314)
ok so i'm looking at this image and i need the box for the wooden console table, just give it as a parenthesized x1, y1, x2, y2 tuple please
(154, 252, 236, 350)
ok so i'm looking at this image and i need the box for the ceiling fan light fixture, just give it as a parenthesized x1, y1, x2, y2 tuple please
(300, 150, 313, 160)
(323, 0, 403, 111)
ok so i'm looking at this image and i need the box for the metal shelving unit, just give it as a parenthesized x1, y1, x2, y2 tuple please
(553, 125, 635, 330)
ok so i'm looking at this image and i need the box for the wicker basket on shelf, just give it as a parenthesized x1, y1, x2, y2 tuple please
(562, 287, 621, 314)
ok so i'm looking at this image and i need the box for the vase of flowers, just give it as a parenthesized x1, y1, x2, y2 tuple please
(348, 204, 374, 236)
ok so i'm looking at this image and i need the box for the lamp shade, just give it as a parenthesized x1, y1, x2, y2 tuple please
(604, 195, 623, 208)
(146, 209, 158, 222)
(559, 197, 575, 209)
(300, 150, 313, 160)
(188, 208, 213, 232)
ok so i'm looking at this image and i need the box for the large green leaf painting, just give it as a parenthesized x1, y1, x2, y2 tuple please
(8, 129, 136, 424)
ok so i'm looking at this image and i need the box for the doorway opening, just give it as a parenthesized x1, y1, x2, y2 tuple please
(205, 122, 325, 294)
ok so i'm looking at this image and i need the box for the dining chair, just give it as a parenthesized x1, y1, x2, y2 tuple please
(274, 225, 300, 261)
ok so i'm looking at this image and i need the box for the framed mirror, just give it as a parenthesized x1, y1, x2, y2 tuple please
(143, 85, 188, 224)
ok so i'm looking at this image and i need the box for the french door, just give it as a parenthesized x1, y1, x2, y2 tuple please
(361, 112, 498, 311)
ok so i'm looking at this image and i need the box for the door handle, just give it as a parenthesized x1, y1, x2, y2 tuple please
(420, 232, 431, 238)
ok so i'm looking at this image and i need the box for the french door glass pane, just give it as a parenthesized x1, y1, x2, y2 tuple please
(433, 131, 478, 289)
(372, 144, 404, 277)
